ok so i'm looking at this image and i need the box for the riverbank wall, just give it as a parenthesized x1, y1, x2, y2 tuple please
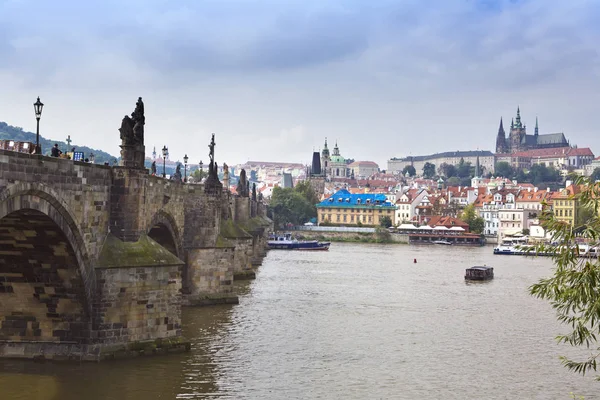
(294, 230, 409, 244)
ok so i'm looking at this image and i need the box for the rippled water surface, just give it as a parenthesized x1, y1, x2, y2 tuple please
(1, 243, 598, 399)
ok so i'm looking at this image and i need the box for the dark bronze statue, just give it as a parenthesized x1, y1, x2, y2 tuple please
(173, 164, 182, 182)
(237, 169, 249, 197)
(119, 97, 145, 146)
(151, 161, 156, 175)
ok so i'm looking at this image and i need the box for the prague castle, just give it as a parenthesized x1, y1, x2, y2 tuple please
(495, 107, 569, 154)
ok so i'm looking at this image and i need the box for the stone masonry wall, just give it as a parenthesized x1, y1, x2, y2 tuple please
(0, 151, 113, 308)
(92, 265, 182, 344)
(185, 248, 235, 297)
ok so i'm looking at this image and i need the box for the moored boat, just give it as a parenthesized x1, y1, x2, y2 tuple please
(432, 240, 452, 245)
(268, 233, 330, 251)
(465, 266, 494, 281)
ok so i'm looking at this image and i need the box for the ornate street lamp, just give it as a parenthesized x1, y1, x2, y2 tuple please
(199, 160, 203, 181)
(162, 145, 168, 177)
(183, 154, 189, 182)
(33, 97, 44, 154)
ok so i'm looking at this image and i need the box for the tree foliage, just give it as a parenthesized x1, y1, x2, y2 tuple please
(269, 181, 318, 228)
(379, 216, 392, 228)
(423, 162, 436, 179)
(439, 163, 457, 178)
(402, 165, 416, 177)
(495, 162, 514, 178)
(460, 204, 485, 234)
(590, 167, 600, 182)
(530, 177, 600, 379)
(527, 164, 562, 186)
(456, 158, 472, 179)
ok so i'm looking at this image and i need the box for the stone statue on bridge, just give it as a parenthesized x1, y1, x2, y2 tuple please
(119, 97, 146, 169)
(150, 161, 156, 176)
(173, 164, 182, 182)
(119, 97, 145, 146)
(223, 163, 230, 191)
(237, 169, 249, 197)
(204, 134, 222, 193)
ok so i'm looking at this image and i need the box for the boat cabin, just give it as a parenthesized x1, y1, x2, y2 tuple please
(465, 266, 494, 281)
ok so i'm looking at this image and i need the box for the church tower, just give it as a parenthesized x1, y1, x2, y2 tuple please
(509, 106, 526, 152)
(495, 118, 508, 153)
(321, 138, 330, 178)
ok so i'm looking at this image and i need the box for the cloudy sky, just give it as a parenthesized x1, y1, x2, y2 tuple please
(1, 0, 599, 167)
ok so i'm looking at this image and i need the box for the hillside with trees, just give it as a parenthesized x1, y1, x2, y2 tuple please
(0, 121, 117, 164)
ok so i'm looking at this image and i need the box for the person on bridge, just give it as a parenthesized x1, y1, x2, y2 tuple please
(51, 144, 62, 157)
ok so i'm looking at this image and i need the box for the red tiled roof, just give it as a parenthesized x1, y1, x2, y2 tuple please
(427, 216, 469, 230)
(516, 189, 549, 202)
(510, 147, 595, 158)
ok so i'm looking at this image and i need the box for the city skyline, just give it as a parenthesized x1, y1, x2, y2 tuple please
(1, 0, 600, 167)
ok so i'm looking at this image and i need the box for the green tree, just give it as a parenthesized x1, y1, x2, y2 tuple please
(495, 162, 514, 178)
(268, 180, 319, 228)
(459, 204, 485, 234)
(402, 165, 416, 177)
(190, 168, 208, 182)
(423, 162, 436, 179)
(590, 167, 600, 182)
(527, 164, 561, 186)
(456, 158, 472, 179)
(294, 180, 319, 206)
(439, 163, 457, 178)
(529, 177, 600, 379)
(379, 216, 392, 228)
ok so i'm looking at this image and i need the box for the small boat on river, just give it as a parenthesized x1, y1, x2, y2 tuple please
(465, 266, 494, 281)
(268, 233, 330, 251)
(432, 240, 452, 245)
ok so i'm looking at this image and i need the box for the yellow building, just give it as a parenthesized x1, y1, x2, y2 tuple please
(550, 184, 582, 226)
(316, 189, 396, 226)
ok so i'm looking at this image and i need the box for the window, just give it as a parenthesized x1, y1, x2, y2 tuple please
(343, 215, 347, 222)
(336, 215, 340, 222)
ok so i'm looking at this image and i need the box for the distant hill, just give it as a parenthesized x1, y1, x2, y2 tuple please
(0, 121, 117, 164)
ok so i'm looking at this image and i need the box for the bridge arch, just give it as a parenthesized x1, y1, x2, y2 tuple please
(147, 210, 182, 258)
(0, 182, 94, 342)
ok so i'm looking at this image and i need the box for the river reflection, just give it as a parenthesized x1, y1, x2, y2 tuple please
(1, 243, 599, 399)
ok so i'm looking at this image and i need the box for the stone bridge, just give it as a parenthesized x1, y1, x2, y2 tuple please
(0, 102, 271, 361)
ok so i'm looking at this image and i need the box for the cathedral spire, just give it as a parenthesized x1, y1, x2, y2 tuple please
(511, 118, 514, 129)
(535, 117, 539, 136)
(515, 106, 522, 128)
(496, 117, 508, 154)
(475, 155, 481, 177)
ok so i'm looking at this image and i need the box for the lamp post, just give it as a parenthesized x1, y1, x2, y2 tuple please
(183, 154, 188, 182)
(162, 145, 168, 178)
(199, 160, 203, 180)
(33, 97, 44, 154)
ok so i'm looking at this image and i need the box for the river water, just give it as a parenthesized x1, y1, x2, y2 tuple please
(1, 243, 598, 399)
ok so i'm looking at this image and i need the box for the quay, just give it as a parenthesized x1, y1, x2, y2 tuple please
(0, 98, 272, 362)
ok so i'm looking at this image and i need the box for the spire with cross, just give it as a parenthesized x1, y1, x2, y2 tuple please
(65, 135, 72, 148)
